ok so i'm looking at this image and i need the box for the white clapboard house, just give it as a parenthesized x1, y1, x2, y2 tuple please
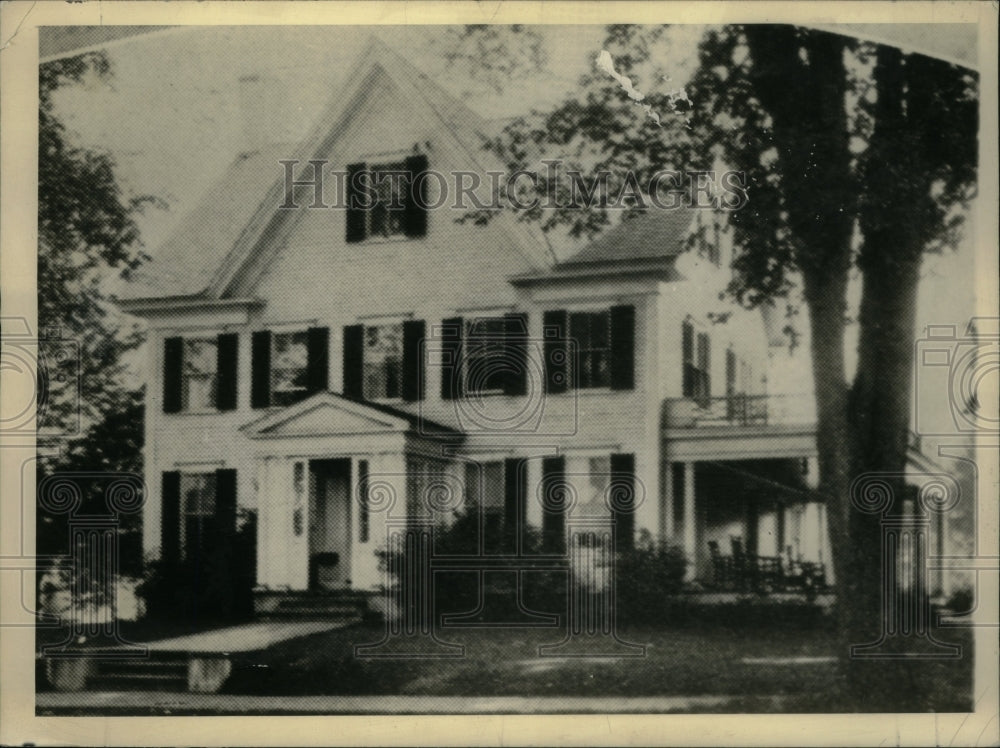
(120, 38, 842, 618)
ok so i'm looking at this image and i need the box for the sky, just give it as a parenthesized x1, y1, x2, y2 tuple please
(44, 24, 983, 412)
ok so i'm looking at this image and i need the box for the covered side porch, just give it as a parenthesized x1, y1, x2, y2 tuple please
(661, 420, 833, 592)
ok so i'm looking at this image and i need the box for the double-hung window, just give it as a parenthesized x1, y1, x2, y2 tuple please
(180, 472, 217, 562)
(542, 306, 635, 393)
(181, 338, 217, 411)
(345, 155, 429, 243)
(569, 311, 611, 389)
(163, 333, 239, 413)
(363, 324, 404, 400)
(465, 318, 509, 396)
(271, 330, 310, 407)
(682, 322, 711, 406)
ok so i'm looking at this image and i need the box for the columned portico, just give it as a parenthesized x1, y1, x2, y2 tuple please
(241, 392, 463, 595)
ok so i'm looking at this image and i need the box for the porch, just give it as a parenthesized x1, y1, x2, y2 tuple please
(660, 395, 831, 590)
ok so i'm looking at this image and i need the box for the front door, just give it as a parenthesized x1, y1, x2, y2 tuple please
(309, 459, 352, 590)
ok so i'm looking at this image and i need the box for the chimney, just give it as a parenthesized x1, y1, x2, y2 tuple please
(237, 73, 298, 152)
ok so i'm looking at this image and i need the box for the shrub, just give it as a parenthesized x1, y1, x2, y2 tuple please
(137, 508, 256, 624)
(615, 529, 687, 624)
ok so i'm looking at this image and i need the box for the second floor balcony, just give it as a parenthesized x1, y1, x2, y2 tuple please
(662, 394, 817, 430)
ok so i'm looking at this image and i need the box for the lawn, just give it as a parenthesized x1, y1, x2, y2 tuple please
(222, 619, 974, 712)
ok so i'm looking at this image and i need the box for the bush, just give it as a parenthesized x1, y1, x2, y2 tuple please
(615, 529, 688, 624)
(375, 512, 568, 622)
(138, 508, 256, 624)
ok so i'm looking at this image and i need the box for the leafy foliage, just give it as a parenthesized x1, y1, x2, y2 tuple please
(38, 52, 156, 438)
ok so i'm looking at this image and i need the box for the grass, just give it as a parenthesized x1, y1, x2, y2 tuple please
(221, 619, 973, 711)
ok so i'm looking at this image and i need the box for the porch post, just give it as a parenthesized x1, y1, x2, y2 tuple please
(661, 461, 674, 543)
(683, 461, 696, 581)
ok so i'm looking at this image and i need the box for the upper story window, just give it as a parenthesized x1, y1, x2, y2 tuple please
(343, 320, 425, 403)
(163, 334, 238, 414)
(682, 321, 711, 406)
(569, 311, 611, 389)
(465, 318, 510, 396)
(363, 323, 404, 400)
(542, 305, 635, 394)
(182, 338, 218, 411)
(346, 154, 428, 243)
(438, 314, 528, 400)
(271, 330, 310, 407)
(251, 327, 329, 409)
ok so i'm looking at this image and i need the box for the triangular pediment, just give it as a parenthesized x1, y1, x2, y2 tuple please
(242, 392, 408, 439)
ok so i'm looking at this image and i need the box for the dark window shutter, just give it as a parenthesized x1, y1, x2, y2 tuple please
(503, 458, 526, 553)
(440, 317, 464, 400)
(342, 324, 364, 399)
(214, 468, 238, 543)
(306, 327, 330, 395)
(541, 455, 567, 554)
(543, 310, 568, 394)
(503, 312, 529, 397)
(250, 330, 272, 409)
(610, 453, 636, 552)
(161, 471, 181, 568)
(346, 162, 367, 243)
(216, 333, 239, 411)
(610, 304, 635, 391)
(404, 154, 429, 238)
(682, 322, 694, 398)
(162, 337, 183, 413)
(402, 319, 426, 402)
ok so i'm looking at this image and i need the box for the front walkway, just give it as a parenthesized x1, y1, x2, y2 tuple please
(140, 621, 343, 653)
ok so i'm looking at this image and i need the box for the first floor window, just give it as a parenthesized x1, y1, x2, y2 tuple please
(569, 311, 611, 389)
(181, 472, 217, 561)
(271, 330, 309, 407)
(182, 338, 218, 411)
(363, 323, 403, 400)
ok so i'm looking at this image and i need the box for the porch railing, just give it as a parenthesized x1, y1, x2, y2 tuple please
(662, 393, 816, 429)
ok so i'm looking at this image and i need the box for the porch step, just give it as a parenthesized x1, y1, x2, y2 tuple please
(46, 653, 192, 692)
(254, 591, 371, 622)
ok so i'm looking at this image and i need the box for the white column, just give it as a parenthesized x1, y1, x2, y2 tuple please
(683, 461, 696, 581)
(662, 461, 674, 543)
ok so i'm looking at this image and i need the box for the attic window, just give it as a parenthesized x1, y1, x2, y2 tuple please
(346, 155, 428, 243)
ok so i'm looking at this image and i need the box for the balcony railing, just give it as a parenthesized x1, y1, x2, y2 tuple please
(662, 394, 816, 428)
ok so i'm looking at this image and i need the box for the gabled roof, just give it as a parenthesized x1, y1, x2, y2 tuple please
(560, 209, 696, 267)
(123, 36, 549, 304)
(120, 144, 295, 300)
(510, 209, 696, 286)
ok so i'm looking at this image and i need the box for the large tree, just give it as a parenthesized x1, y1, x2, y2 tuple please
(37, 52, 152, 575)
(38, 51, 151, 444)
(469, 25, 977, 708)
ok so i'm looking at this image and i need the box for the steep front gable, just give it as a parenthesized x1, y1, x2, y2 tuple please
(122, 35, 552, 312)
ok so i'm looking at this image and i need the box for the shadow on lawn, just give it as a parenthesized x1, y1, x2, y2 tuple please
(220, 616, 972, 712)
